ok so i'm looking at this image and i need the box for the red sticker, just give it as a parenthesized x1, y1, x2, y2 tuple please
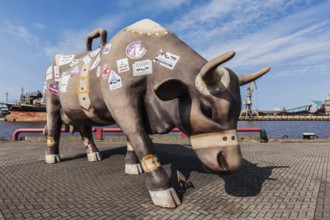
(102, 64, 110, 79)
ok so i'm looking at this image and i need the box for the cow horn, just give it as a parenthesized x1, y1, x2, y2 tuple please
(238, 67, 271, 86)
(200, 51, 235, 84)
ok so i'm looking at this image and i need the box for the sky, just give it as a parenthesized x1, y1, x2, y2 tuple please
(0, 0, 329, 110)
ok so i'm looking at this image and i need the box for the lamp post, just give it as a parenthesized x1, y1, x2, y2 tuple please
(5, 92, 8, 102)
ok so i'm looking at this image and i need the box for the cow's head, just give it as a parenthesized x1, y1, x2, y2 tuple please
(154, 51, 270, 173)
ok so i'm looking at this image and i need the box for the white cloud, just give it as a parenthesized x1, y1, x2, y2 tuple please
(1, 20, 39, 47)
(33, 22, 46, 30)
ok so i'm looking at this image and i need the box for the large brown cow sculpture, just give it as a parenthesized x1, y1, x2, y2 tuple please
(44, 19, 270, 208)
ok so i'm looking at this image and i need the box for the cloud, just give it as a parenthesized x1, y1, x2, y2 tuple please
(1, 20, 39, 47)
(33, 22, 46, 30)
(116, 0, 191, 11)
(166, 0, 330, 80)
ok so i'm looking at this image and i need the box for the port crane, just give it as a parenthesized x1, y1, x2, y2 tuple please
(240, 81, 259, 118)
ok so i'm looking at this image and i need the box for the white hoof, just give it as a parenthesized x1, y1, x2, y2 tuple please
(45, 154, 60, 164)
(149, 188, 181, 208)
(87, 152, 102, 162)
(125, 163, 144, 175)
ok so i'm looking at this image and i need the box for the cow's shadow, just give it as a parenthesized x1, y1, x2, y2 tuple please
(91, 143, 288, 198)
(155, 144, 288, 198)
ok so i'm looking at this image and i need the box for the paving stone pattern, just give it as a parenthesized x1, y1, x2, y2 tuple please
(0, 140, 329, 219)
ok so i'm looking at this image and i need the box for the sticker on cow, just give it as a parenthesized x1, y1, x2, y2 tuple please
(133, 59, 153, 76)
(116, 58, 130, 73)
(44, 19, 270, 209)
(108, 70, 122, 90)
(126, 41, 147, 59)
(154, 49, 180, 70)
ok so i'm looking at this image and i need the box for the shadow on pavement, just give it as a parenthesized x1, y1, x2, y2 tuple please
(154, 143, 289, 198)
(68, 143, 289, 199)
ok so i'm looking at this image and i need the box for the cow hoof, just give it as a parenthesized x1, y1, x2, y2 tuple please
(45, 154, 60, 164)
(87, 152, 102, 162)
(149, 188, 181, 208)
(125, 163, 143, 175)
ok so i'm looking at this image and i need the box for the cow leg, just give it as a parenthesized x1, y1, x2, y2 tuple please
(114, 109, 180, 208)
(126, 131, 180, 208)
(124, 140, 143, 174)
(45, 101, 62, 164)
(79, 126, 101, 162)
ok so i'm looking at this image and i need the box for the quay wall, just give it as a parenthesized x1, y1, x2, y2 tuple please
(240, 115, 330, 121)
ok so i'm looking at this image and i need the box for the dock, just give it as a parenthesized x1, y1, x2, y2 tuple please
(0, 139, 329, 219)
(240, 115, 330, 121)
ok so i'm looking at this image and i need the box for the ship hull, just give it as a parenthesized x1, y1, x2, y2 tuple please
(5, 111, 46, 122)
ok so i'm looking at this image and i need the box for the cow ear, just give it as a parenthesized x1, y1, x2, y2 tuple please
(154, 78, 188, 101)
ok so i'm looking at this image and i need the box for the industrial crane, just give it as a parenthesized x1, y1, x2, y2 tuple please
(240, 81, 259, 118)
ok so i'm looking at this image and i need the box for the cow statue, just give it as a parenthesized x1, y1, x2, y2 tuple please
(44, 19, 270, 208)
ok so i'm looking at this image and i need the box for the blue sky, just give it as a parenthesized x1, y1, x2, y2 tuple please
(0, 0, 329, 110)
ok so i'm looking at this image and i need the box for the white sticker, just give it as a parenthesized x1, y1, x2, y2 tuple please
(54, 66, 61, 82)
(91, 54, 101, 70)
(133, 59, 153, 76)
(60, 75, 70, 93)
(126, 41, 147, 59)
(46, 66, 53, 80)
(83, 48, 101, 63)
(108, 70, 122, 90)
(103, 44, 111, 54)
(69, 58, 81, 67)
(70, 65, 79, 78)
(96, 66, 101, 77)
(154, 50, 180, 70)
(116, 58, 130, 73)
(59, 55, 75, 66)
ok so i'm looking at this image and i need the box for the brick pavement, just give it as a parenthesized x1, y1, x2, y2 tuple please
(0, 140, 329, 220)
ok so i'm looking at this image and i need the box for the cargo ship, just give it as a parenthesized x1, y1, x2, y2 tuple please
(5, 90, 46, 122)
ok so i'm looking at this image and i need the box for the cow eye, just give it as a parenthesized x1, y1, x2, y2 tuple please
(200, 102, 212, 119)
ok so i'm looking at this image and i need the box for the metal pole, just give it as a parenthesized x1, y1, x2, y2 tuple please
(5, 92, 8, 102)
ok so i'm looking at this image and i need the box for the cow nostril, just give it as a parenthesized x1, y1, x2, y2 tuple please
(218, 152, 228, 171)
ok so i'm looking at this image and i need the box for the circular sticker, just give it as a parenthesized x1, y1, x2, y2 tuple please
(126, 41, 147, 59)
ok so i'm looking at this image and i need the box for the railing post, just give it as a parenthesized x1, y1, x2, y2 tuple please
(181, 132, 187, 139)
(95, 128, 103, 140)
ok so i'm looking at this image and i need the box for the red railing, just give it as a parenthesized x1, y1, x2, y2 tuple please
(12, 127, 267, 141)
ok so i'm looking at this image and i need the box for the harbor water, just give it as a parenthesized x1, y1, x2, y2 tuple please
(1, 120, 330, 141)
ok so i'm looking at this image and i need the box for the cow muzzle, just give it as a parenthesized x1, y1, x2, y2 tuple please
(190, 130, 242, 173)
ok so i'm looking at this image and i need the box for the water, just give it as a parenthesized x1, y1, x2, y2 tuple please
(238, 121, 330, 139)
(1, 120, 330, 141)
(0, 120, 46, 141)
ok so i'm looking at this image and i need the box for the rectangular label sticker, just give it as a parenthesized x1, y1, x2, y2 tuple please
(54, 66, 61, 82)
(91, 54, 101, 70)
(69, 58, 81, 67)
(59, 55, 75, 66)
(83, 48, 101, 64)
(133, 59, 153, 76)
(60, 75, 70, 93)
(46, 66, 53, 80)
(116, 58, 130, 73)
(103, 44, 111, 54)
(154, 50, 180, 70)
(108, 70, 122, 90)
(70, 65, 79, 78)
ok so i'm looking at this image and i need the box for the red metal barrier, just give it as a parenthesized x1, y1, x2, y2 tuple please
(12, 127, 265, 141)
